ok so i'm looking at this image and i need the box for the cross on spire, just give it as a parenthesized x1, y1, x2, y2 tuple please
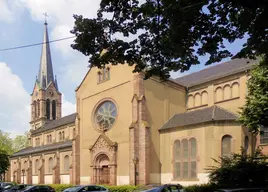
(43, 12, 49, 25)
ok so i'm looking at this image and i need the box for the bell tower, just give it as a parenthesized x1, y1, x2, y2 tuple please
(30, 21, 62, 130)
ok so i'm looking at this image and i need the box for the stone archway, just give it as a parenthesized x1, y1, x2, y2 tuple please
(89, 134, 117, 185)
(93, 153, 110, 184)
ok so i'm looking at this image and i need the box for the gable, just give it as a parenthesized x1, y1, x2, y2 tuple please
(76, 64, 135, 98)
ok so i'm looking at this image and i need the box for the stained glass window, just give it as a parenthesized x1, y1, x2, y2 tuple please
(95, 101, 117, 131)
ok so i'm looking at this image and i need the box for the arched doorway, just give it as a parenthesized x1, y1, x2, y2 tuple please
(94, 154, 110, 185)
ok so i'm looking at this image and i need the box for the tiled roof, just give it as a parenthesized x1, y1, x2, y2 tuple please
(175, 58, 257, 87)
(11, 140, 72, 158)
(31, 113, 77, 135)
(159, 105, 238, 130)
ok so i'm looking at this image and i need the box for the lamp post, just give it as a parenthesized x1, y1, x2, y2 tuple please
(21, 169, 25, 184)
(132, 157, 139, 186)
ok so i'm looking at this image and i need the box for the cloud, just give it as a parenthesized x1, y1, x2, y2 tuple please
(0, 62, 30, 136)
(62, 94, 76, 116)
(0, 62, 76, 137)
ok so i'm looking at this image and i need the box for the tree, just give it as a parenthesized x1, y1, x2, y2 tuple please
(239, 58, 268, 134)
(12, 132, 29, 153)
(0, 150, 10, 177)
(207, 148, 268, 188)
(0, 130, 14, 155)
(70, 0, 268, 79)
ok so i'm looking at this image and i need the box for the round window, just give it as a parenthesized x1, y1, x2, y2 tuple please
(94, 101, 117, 131)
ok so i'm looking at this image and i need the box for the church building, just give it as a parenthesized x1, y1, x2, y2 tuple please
(8, 22, 267, 186)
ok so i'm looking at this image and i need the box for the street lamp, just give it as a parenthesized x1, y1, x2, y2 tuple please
(21, 169, 25, 184)
(132, 157, 139, 186)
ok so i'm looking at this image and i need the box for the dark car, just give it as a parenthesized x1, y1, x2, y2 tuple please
(3, 184, 31, 192)
(63, 185, 108, 192)
(0, 183, 15, 192)
(20, 186, 55, 192)
(214, 189, 268, 192)
(134, 184, 186, 192)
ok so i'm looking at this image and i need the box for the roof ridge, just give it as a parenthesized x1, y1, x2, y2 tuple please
(176, 58, 251, 81)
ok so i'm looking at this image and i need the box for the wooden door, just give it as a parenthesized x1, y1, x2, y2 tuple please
(101, 166, 110, 184)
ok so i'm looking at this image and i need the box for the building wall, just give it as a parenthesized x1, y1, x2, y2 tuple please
(187, 72, 248, 114)
(159, 121, 246, 186)
(144, 78, 186, 184)
(76, 65, 135, 184)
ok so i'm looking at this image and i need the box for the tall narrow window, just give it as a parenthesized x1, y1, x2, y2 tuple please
(59, 132, 62, 141)
(221, 135, 232, 157)
(24, 161, 27, 170)
(182, 139, 188, 179)
(47, 135, 49, 144)
(37, 100, 40, 117)
(46, 99, 50, 120)
(48, 158, 53, 173)
(33, 101, 37, 118)
(173, 140, 180, 179)
(189, 138, 197, 179)
(52, 100, 56, 120)
(64, 155, 70, 172)
(106, 67, 110, 80)
(49, 135, 52, 143)
(73, 128, 76, 138)
(35, 159, 39, 174)
(62, 131, 65, 140)
(97, 71, 102, 83)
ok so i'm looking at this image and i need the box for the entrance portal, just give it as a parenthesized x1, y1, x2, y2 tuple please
(93, 154, 111, 185)
(100, 165, 110, 184)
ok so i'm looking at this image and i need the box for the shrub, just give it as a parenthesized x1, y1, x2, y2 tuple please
(184, 183, 218, 192)
(105, 185, 138, 192)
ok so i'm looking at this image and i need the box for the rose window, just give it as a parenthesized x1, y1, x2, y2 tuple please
(94, 101, 117, 131)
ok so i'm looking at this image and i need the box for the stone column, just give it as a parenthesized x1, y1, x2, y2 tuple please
(72, 115, 80, 185)
(109, 165, 116, 185)
(27, 160, 32, 184)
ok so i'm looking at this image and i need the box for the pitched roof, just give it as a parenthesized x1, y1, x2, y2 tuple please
(175, 58, 257, 87)
(11, 140, 72, 158)
(159, 105, 238, 130)
(31, 113, 77, 135)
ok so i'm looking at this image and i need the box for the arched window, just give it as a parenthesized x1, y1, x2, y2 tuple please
(35, 159, 39, 174)
(73, 128, 76, 138)
(62, 131, 65, 140)
(50, 135, 52, 143)
(221, 135, 232, 157)
(244, 136, 249, 155)
(48, 158, 53, 173)
(59, 132, 62, 141)
(33, 101, 37, 118)
(106, 67, 110, 80)
(231, 82, 239, 98)
(97, 71, 102, 83)
(215, 87, 223, 102)
(187, 95, 194, 108)
(223, 85, 231, 100)
(52, 100, 56, 120)
(37, 100, 40, 117)
(173, 140, 180, 179)
(64, 155, 70, 172)
(24, 161, 27, 170)
(173, 138, 197, 180)
(46, 99, 50, 120)
(194, 93, 201, 107)
(47, 135, 49, 144)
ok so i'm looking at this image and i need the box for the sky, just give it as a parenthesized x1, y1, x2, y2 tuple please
(0, 0, 247, 137)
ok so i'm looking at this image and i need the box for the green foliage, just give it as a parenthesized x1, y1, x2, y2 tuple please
(105, 185, 138, 192)
(0, 130, 14, 155)
(71, 0, 268, 80)
(12, 132, 29, 153)
(239, 58, 268, 134)
(46, 184, 74, 192)
(46, 184, 138, 192)
(0, 150, 10, 175)
(207, 148, 268, 188)
(184, 183, 217, 192)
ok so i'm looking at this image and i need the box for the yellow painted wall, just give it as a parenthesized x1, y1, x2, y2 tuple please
(76, 65, 135, 179)
(187, 72, 248, 114)
(144, 78, 186, 183)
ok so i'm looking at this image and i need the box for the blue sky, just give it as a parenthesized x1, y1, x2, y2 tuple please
(0, 0, 246, 136)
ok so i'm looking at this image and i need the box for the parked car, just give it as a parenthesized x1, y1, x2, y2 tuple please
(214, 189, 268, 192)
(19, 185, 55, 192)
(0, 183, 15, 192)
(63, 185, 108, 192)
(134, 184, 186, 192)
(3, 184, 31, 192)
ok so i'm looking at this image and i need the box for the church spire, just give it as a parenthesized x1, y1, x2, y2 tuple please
(38, 20, 54, 89)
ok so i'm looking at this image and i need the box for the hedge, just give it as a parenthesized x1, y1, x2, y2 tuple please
(44, 183, 218, 192)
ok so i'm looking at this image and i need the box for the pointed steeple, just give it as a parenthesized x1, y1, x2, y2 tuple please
(54, 75, 59, 91)
(38, 21, 54, 89)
